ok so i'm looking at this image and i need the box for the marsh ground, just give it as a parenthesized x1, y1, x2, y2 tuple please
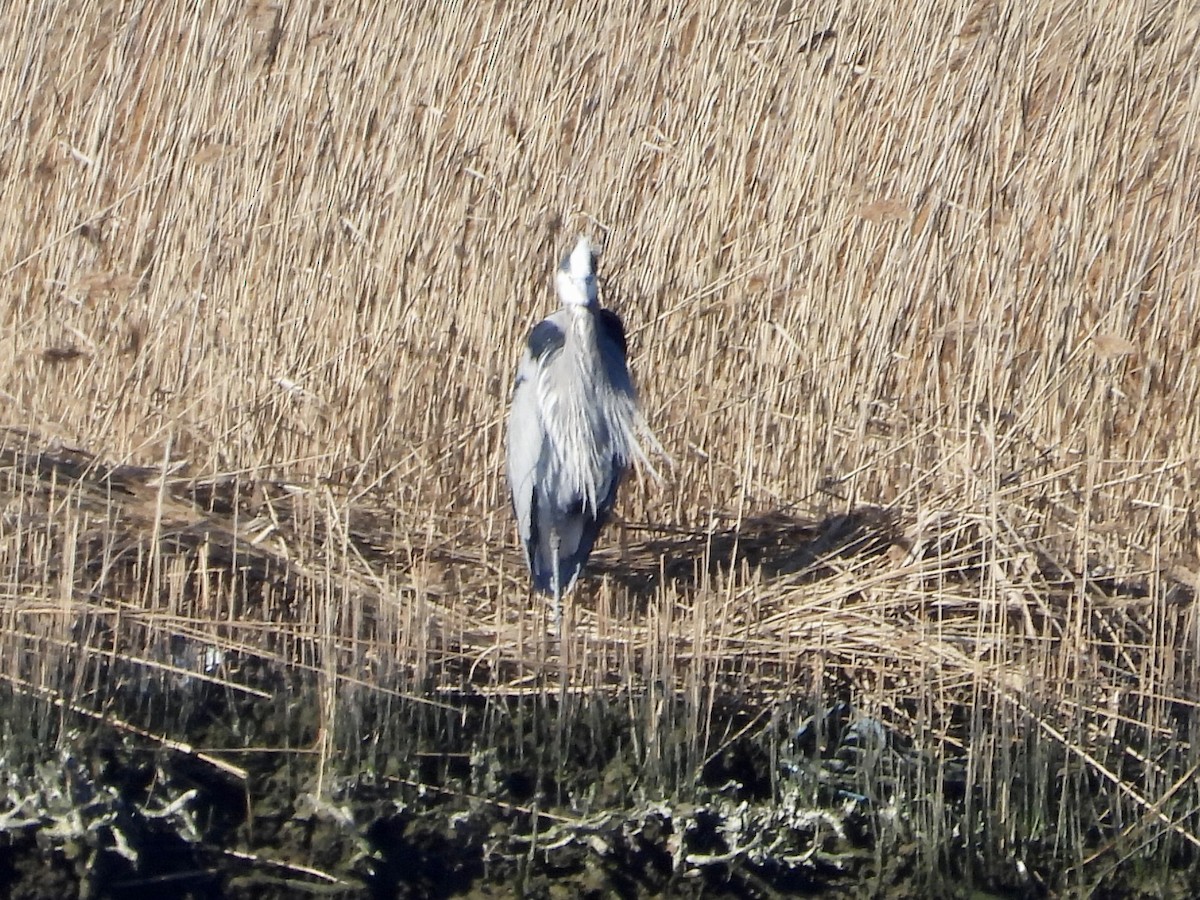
(2, 1, 1199, 896)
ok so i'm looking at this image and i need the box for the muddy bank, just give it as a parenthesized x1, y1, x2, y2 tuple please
(3, 670, 1196, 899)
(1, 678, 929, 898)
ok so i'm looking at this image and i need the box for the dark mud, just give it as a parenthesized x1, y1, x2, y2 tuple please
(4, 669, 1198, 899)
(0, 676, 910, 898)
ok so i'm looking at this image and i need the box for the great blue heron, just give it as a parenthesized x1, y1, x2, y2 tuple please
(506, 236, 660, 629)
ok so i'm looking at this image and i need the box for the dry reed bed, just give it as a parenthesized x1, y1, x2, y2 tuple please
(1, 0, 1199, 872)
(0, 427, 1193, 828)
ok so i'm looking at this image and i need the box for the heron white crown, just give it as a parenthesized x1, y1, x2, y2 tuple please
(555, 235, 598, 307)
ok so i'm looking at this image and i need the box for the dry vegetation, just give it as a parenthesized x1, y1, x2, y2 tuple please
(2, 0, 1200, 893)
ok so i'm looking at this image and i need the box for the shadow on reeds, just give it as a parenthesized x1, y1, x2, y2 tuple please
(593, 505, 901, 599)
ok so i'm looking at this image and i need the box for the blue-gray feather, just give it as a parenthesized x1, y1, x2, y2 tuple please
(526, 320, 565, 362)
(596, 308, 627, 359)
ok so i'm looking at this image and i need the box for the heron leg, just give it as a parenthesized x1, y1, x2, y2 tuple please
(549, 528, 563, 637)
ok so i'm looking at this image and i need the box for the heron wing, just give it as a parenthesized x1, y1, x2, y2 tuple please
(506, 350, 545, 562)
(596, 308, 628, 359)
(595, 308, 635, 399)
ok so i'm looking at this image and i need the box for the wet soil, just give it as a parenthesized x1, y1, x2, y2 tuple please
(0, 677, 920, 898)
(4, 672, 1196, 899)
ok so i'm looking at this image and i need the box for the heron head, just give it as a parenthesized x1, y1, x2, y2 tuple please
(555, 235, 599, 307)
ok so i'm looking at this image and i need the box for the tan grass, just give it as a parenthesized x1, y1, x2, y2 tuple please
(2, 0, 1200, 880)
